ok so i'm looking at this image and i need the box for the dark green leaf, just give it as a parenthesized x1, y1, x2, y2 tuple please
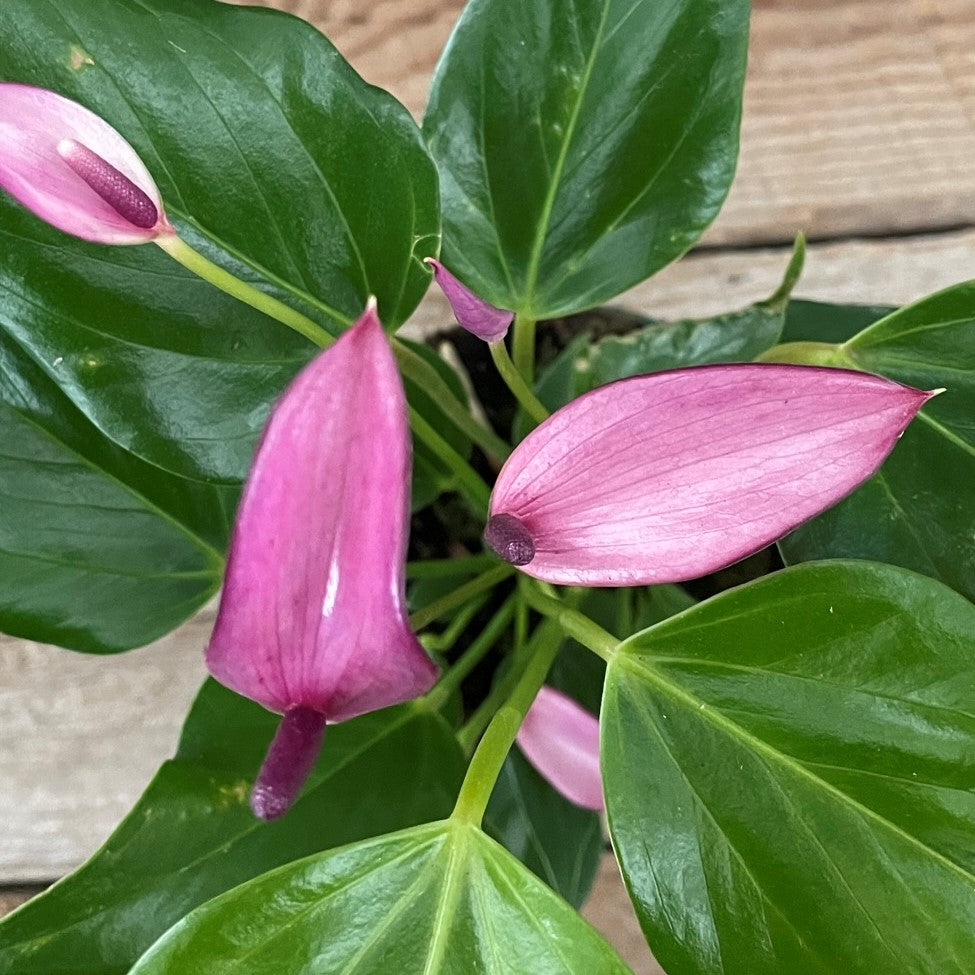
(780, 298, 892, 344)
(424, 0, 750, 317)
(401, 339, 473, 511)
(603, 561, 975, 975)
(129, 819, 633, 974)
(533, 242, 803, 413)
(0, 681, 465, 975)
(779, 282, 975, 601)
(485, 749, 602, 908)
(0, 0, 439, 482)
(0, 327, 224, 652)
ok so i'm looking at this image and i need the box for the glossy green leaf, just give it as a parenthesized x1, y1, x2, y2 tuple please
(0, 327, 225, 652)
(130, 819, 633, 975)
(533, 243, 803, 414)
(779, 283, 975, 601)
(603, 561, 975, 975)
(0, 681, 465, 975)
(0, 0, 439, 482)
(424, 0, 750, 317)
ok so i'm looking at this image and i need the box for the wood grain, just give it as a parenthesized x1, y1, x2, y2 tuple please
(227, 0, 975, 244)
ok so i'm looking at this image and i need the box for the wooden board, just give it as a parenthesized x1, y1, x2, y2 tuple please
(226, 0, 975, 244)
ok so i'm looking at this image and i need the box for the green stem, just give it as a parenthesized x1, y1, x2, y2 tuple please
(407, 553, 497, 579)
(156, 235, 334, 349)
(489, 341, 550, 426)
(408, 407, 492, 513)
(425, 597, 516, 710)
(523, 584, 618, 661)
(393, 339, 511, 461)
(410, 563, 514, 632)
(422, 593, 490, 654)
(511, 313, 537, 382)
(452, 618, 564, 825)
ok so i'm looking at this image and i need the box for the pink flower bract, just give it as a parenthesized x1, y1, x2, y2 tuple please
(0, 83, 172, 244)
(426, 257, 513, 342)
(517, 686, 604, 811)
(206, 303, 438, 818)
(486, 363, 934, 586)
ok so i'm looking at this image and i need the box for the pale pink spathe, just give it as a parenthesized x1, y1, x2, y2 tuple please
(0, 83, 172, 243)
(425, 258, 513, 342)
(206, 304, 438, 723)
(489, 364, 934, 586)
(517, 686, 604, 811)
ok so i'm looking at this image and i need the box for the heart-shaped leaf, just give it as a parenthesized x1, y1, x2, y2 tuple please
(0, 326, 225, 652)
(129, 819, 633, 974)
(777, 283, 975, 601)
(0, 681, 465, 975)
(424, 0, 750, 318)
(0, 0, 439, 482)
(603, 561, 975, 975)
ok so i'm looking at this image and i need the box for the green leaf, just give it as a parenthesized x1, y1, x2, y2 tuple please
(533, 242, 803, 414)
(129, 819, 633, 974)
(424, 0, 750, 318)
(485, 748, 602, 908)
(0, 0, 439, 482)
(0, 327, 225, 652)
(603, 561, 975, 975)
(779, 282, 975, 601)
(780, 298, 893, 345)
(0, 681, 465, 975)
(400, 339, 473, 511)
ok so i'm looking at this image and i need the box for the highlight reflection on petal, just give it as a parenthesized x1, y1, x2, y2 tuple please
(488, 364, 934, 586)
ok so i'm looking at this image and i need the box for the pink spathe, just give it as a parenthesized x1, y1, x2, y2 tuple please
(517, 686, 604, 812)
(0, 83, 172, 243)
(425, 257, 513, 342)
(206, 304, 438, 817)
(487, 363, 934, 586)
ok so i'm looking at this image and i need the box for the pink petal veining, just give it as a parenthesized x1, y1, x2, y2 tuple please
(206, 304, 438, 724)
(517, 686, 604, 811)
(0, 84, 172, 243)
(426, 258, 513, 342)
(488, 363, 934, 586)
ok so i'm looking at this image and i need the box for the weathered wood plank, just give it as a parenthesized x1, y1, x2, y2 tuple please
(3, 228, 973, 885)
(230, 0, 975, 243)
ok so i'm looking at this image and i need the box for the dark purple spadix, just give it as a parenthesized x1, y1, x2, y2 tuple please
(58, 138, 158, 229)
(0, 84, 172, 244)
(484, 512, 535, 566)
(250, 706, 327, 820)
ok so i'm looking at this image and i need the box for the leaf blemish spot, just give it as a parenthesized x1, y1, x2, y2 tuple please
(67, 44, 94, 71)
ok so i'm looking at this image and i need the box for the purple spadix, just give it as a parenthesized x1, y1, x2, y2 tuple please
(0, 83, 172, 243)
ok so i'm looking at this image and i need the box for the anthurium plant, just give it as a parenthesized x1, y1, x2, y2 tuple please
(0, 1, 973, 973)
